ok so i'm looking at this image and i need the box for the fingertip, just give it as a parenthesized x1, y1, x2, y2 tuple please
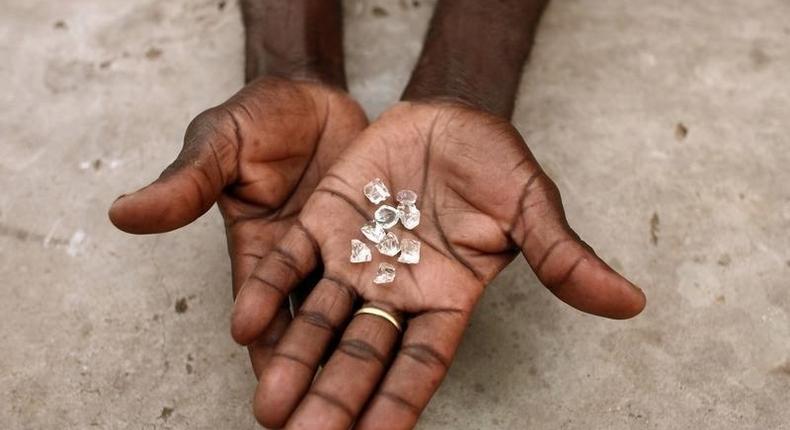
(247, 309, 293, 378)
(544, 254, 648, 320)
(107, 192, 139, 233)
(594, 274, 647, 320)
(253, 369, 295, 429)
(108, 176, 209, 234)
(112, 193, 128, 204)
(230, 328, 255, 347)
(230, 284, 264, 345)
(616, 282, 647, 319)
(108, 198, 123, 227)
(107, 188, 163, 234)
(253, 399, 286, 429)
(230, 306, 256, 346)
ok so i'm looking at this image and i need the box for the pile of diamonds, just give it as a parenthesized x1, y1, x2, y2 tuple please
(350, 178, 421, 284)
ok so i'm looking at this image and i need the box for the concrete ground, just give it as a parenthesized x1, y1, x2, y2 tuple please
(2, 0, 789, 428)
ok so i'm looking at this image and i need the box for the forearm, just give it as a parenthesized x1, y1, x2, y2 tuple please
(403, 0, 549, 118)
(240, 0, 346, 87)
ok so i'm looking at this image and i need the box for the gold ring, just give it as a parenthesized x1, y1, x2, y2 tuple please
(354, 306, 402, 332)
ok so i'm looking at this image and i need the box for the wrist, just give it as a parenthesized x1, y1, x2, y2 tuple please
(241, 0, 346, 88)
(402, 0, 548, 118)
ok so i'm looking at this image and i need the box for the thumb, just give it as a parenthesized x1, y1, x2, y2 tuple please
(511, 170, 646, 319)
(109, 108, 238, 234)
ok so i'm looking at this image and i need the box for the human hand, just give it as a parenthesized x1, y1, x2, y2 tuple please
(231, 101, 646, 429)
(108, 76, 367, 376)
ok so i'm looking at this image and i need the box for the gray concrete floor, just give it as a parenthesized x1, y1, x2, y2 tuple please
(2, 0, 789, 428)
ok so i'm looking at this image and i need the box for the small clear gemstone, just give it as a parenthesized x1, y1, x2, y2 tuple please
(398, 239, 420, 264)
(376, 232, 400, 256)
(363, 178, 390, 204)
(361, 220, 386, 243)
(398, 204, 420, 230)
(396, 190, 417, 205)
(373, 262, 396, 284)
(374, 205, 400, 229)
(350, 239, 372, 263)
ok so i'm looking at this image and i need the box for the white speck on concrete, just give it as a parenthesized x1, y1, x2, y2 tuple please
(66, 229, 86, 256)
(43, 218, 62, 248)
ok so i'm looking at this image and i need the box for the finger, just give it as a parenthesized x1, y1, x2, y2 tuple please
(247, 267, 323, 379)
(248, 305, 292, 379)
(510, 170, 646, 319)
(108, 108, 238, 234)
(356, 310, 468, 430)
(253, 277, 357, 428)
(229, 238, 274, 298)
(231, 223, 320, 345)
(227, 229, 294, 378)
(286, 305, 400, 430)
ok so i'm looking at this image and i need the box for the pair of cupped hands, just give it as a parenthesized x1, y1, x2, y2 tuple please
(109, 77, 645, 429)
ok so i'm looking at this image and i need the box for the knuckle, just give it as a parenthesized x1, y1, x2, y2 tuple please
(185, 106, 229, 143)
(177, 106, 238, 182)
(322, 275, 358, 303)
(534, 172, 562, 203)
(338, 339, 386, 365)
(308, 390, 354, 418)
(546, 255, 586, 289)
(249, 273, 287, 297)
(379, 391, 421, 414)
(272, 351, 312, 369)
(296, 310, 335, 332)
(271, 246, 304, 277)
(534, 237, 575, 276)
(400, 343, 449, 370)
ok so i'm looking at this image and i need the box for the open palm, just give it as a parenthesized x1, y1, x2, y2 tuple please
(109, 77, 367, 375)
(231, 101, 646, 429)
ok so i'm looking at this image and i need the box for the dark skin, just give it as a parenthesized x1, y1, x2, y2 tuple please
(110, 0, 646, 428)
(109, 0, 366, 377)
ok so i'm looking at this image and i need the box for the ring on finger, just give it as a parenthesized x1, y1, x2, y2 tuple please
(354, 306, 402, 333)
